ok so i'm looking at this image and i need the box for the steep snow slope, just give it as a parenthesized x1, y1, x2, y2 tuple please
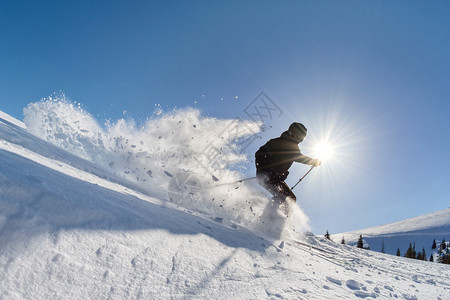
(1, 111, 449, 299)
(332, 209, 450, 257)
(0, 111, 25, 129)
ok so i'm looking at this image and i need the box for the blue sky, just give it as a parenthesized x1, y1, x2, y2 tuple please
(1, 0, 449, 234)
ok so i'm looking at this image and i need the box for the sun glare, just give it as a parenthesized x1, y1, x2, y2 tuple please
(314, 142, 334, 161)
(285, 99, 375, 205)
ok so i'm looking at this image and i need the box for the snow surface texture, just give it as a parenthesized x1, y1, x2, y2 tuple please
(1, 108, 449, 299)
(332, 209, 450, 258)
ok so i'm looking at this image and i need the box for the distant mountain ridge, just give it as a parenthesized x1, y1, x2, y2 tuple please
(332, 208, 450, 256)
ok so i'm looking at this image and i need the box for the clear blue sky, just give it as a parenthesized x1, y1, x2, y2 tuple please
(1, 0, 449, 234)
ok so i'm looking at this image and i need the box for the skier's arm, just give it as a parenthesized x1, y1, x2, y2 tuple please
(295, 154, 321, 167)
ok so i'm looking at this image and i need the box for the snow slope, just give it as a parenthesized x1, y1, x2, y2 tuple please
(1, 109, 449, 299)
(332, 209, 450, 257)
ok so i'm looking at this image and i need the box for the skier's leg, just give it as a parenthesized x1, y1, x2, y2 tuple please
(257, 172, 295, 216)
(274, 181, 296, 202)
(272, 181, 296, 217)
(256, 173, 292, 235)
(256, 172, 280, 199)
(256, 173, 283, 212)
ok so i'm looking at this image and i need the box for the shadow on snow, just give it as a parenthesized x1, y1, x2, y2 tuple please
(0, 149, 268, 252)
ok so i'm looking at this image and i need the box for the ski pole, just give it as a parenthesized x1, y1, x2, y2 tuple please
(291, 165, 314, 190)
(213, 176, 257, 187)
(206, 176, 257, 190)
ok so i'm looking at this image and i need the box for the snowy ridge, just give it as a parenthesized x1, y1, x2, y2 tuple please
(341, 209, 450, 236)
(0, 111, 25, 129)
(332, 209, 450, 256)
(1, 109, 450, 299)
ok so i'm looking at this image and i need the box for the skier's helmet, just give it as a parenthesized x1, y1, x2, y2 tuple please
(288, 122, 307, 142)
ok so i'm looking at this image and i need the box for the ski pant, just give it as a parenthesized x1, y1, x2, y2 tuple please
(256, 172, 296, 203)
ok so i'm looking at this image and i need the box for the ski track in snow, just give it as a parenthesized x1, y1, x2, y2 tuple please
(1, 109, 450, 299)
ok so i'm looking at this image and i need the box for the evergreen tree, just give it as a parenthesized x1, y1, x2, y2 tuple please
(445, 254, 450, 264)
(381, 239, 385, 253)
(357, 235, 364, 249)
(432, 239, 437, 249)
(416, 251, 422, 260)
(324, 230, 331, 240)
(405, 243, 413, 259)
(412, 243, 416, 259)
(421, 248, 427, 261)
(429, 254, 434, 262)
(440, 238, 446, 251)
(341, 236, 346, 245)
(396, 248, 401, 256)
(436, 252, 449, 264)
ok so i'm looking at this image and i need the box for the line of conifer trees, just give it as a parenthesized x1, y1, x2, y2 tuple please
(391, 238, 449, 264)
(325, 230, 449, 264)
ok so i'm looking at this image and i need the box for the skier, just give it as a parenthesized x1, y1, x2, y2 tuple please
(255, 122, 321, 214)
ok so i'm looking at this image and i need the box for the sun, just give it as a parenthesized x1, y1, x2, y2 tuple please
(313, 142, 334, 161)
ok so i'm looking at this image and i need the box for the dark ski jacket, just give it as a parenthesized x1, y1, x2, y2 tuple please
(255, 131, 314, 181)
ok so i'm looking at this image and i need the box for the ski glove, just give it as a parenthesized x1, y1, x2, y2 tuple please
(311, 159, 321, 167)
